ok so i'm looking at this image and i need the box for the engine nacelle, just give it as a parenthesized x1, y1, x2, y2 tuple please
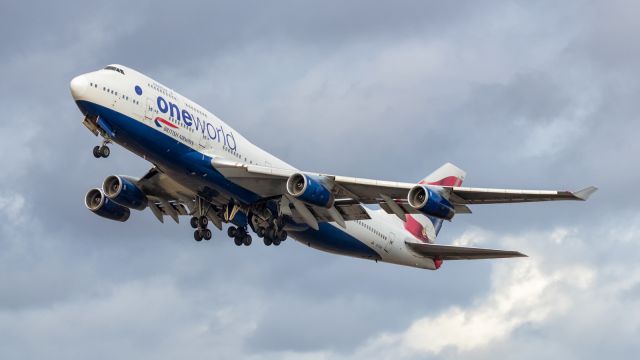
(85, 188, 130, 222)
(286, 173, 334, 208)
(102, 175, 148, 211)
(407, 185, 455, 220)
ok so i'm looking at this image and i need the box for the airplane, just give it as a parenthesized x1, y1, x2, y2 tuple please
(70, 64, 597, 270)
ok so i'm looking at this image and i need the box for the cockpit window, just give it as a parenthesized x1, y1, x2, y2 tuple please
(104, 66, 125, 75)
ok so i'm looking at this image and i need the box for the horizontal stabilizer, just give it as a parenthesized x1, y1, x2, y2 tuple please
(405, 241, 527, 260)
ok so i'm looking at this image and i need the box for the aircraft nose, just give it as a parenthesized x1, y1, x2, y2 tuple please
(70, 75, 89, 99)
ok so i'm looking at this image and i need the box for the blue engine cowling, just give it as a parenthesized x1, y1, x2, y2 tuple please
(85, 188, 130, 222)
(102, 175, 148, 211)
(286, 173, 334, 208)
(407, 185, 455, 220)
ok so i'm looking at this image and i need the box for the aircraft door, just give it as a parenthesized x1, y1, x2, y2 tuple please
(144, 98, 155, 122)
(197, 125, 208, 149)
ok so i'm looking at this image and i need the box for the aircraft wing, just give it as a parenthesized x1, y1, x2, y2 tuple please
(446, 185, 598, 204)
(131, 167, 193, 224)
(212, 158, 596, 212)
(405, 241, 527, 260)
(212, 158, 414, 202)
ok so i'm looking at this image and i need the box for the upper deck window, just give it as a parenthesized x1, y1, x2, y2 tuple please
(104, 66, 125, 75)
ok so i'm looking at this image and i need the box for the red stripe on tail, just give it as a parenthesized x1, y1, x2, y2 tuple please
(404, 173, 463, 243)
(418, 176, 462, 187)
(404, 215, 429, 242)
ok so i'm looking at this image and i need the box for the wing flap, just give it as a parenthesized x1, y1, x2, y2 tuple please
(136, 167, 224, 225)
(304, 202, 370, 223)
(405, 241, 527, 260)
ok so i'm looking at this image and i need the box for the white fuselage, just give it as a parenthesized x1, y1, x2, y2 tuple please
(70, 64, 437, 270)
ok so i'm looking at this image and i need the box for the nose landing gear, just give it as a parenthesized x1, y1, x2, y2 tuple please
(93, 140, 111, 158)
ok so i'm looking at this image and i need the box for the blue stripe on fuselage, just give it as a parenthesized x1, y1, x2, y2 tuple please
(76, 100, 260, 204)
(289, 222, 381, 260)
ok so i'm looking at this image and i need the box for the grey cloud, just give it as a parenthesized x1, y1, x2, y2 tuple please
(1, 0, 639, 359)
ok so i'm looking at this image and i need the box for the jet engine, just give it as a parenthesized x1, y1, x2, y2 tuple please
(286, 173, 334, 208)
(85, 188, 130, 222)
(102, 175, 148, 211)
(407, 185, 455, 220)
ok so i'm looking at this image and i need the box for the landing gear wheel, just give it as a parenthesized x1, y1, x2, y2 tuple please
(276, 230, 288, 242)
(256, 227, 266, 238)
(243, 235, 252, 246)
(93, 146, 101, 158)
(263, 237, 272, 246)
(234, 236, 243, 246)
(99, 145, 110, 158)
(227, 226, 238, 238)
(266, 227, 276, 240)
(190, 217, 199, 229)
(198, 216, 208, 228)
(194, 230, 203, 241)
(272, 238, 281, 246)
(203, 229, 212, 240)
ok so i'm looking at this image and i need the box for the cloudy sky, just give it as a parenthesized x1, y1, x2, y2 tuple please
(1, 0, 639, 358)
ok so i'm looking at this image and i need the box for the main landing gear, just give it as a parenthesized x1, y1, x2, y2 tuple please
(255, 217, 288, 246)
(93, 140, 111, 158)
(260, 227, 287, 246)
(188, 198, 290, 247)
(191, 215, 212, 241)
(227, 226, 252, 246)
(191, 196, 214, 242)
(225, 223, 286, 247)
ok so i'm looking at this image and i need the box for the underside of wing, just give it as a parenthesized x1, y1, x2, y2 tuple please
(134, 168, 223, 226)
(405, 241, 527, 260)
(307, 201, 370, 222)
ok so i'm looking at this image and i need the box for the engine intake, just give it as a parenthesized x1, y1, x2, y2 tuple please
(85, 188, 130, 222)
(103, 175, 147, 211)
(286, 173, 334, 208)
(407, 185, 454, 220)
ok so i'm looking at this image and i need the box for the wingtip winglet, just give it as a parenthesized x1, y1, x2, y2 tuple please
(573, 186, 598, 201)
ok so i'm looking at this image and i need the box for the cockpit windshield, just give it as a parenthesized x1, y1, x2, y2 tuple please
(104, 66, 125, 75)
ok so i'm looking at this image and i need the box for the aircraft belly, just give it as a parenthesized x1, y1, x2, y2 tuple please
(289, 222, 382, 261)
